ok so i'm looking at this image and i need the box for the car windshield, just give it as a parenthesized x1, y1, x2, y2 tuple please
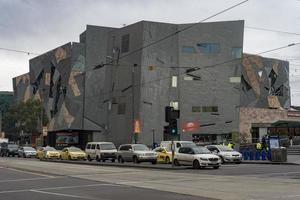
(218, 146, 233, 152)
(100, 143, 116, 150)
(181, 142, 197, 147)
(23, 147, 35, 151)
(133, 145, 149, 151)
(68, 148, 82, 152)
(45, 147, 56, 151)
(8, 144, 18, 148)
(193, 147, 211, 154)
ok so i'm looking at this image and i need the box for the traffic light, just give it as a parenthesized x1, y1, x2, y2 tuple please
(165, 106, 180, 122)
(169, 119, 178, 135)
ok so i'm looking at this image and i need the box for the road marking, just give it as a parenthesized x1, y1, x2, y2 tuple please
(30, 190, 97, 200)
(0, 177, 59, 183)
(6, 167, 56, 178)
(0, 183, 119, 194)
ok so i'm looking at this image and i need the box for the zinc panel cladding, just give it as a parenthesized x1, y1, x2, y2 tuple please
(240, 54, 290, 109)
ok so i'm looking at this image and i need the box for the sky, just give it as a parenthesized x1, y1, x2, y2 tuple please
(0, 0, 300, 103)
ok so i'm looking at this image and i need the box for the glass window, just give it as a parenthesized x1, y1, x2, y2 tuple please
(202, 106, 218, 112)
(170, 101, 179, 110)
(86, 144, 91, 149)
(91, 144, 96, 149)
(197, 43, 220, 54)
(229, 77, 241, 83)
(171, 76, 178, 87)
(100, 143, 116, 150)
(232, 47, 242, 58)
(182, 46, 195, 53)
(192, 106, 201, 112)
(184, 76, 193, 81)
(121, 34, 130, 53)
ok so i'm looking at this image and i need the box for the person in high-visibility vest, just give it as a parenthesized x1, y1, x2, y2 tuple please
(256, 142, 262, 151)
(227, 143, 233, 149)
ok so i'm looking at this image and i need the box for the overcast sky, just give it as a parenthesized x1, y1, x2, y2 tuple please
(0, 0, 300, 103)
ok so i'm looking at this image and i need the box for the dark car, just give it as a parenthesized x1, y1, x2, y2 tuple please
(0, 143, 19, 157)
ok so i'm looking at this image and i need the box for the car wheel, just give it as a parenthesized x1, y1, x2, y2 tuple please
(174, 159, 180, 166)
(220, 156, 225, 164)
(235, 161, 241, 164)
(118, 156, 124, 163)
(102, 159, 106, 162)
(213, 166, 220, 169)
(133, 156, 140, 164)
(151, 160, 157, 165)
(193, 160, 201, 169)
(59, 155, 62, 160)
(68, 155, 72, 160)
(111, 159, 115, 163)
(96, 156, 101, 162)
(87, 155, 92, 162)
(165, 156, 170, 164)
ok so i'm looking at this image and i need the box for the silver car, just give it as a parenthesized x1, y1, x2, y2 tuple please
(206, 145, 242, 164)
(117, 144, 157, 164)
(18, 147, 37, 158)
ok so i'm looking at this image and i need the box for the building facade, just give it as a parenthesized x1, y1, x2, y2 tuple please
(13, 20, 292, 148)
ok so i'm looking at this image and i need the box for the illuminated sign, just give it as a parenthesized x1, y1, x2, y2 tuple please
(182, 122, 200, 132)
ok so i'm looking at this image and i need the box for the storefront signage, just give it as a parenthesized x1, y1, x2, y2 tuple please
(182, 122, 200, 132)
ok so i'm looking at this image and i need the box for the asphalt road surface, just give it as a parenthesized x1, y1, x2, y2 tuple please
(0, 167, 214, 200)
(1, 157, 300, 200)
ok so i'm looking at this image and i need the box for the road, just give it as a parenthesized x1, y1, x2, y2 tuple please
(1, 157, 300, 200)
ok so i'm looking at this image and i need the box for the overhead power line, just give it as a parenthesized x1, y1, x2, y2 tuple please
(245, 26, 300, 36)
(0, 47, 40, 56)
(94, 0, 249, 69)
(97, 43, 300, 98)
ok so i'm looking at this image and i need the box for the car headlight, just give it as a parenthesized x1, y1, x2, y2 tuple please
(200, 158, 208, 161)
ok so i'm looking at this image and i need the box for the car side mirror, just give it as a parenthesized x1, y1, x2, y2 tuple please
(213, 150, 218, 154)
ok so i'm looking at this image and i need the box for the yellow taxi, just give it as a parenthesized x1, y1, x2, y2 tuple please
(36, 146, 60, 159)
(60, 146, 86, 160)
(153, 146, 172, 164)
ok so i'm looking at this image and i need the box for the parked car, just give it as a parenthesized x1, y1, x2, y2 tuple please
(174, 146, 221, 169)
(153, 146, 172, 164)
(117, 144, 157, 164)
(60, 147, 86, 160)
(85, 142, 117, 162)
(160, 141, 197, 153)
(0, 143, 19, 157)
(36, 146, 60, 159)
(18, 146, 36, 158)
(206, 145, 242, 164)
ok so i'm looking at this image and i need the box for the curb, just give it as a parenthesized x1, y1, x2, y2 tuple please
(40, 159, 189, 170)
(241, 161, 300, 165)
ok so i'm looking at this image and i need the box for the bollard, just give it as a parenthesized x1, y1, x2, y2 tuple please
(261, 150, 266, 160)
(267, 150, 271, 160)
(243, 151, 248, 160)
(255, 151, 261, 160)
(249, 150, 254, 160)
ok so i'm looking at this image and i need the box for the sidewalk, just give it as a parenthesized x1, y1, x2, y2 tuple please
(241, 154, 300, 165)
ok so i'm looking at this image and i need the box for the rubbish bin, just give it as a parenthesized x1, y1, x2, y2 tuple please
(271, 147, 287, 162)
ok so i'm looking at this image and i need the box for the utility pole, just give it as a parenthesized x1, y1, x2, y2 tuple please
(132, 64, 138, 144)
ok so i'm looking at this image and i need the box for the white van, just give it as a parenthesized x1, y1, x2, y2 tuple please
(160, 141, 196, 152)
(85, 142, 117, 162)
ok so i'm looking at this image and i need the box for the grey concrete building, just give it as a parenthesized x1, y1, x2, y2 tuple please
(13, 20, 291, 148)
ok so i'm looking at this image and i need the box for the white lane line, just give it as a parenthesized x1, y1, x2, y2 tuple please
(0, 183, 119, 194)
(30, 190, 97, 200)
(0, 177, 59, 183)
(6, 168, 56, 178)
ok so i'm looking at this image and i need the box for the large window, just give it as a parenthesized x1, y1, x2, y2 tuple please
(232, 47, 242, 58)
(192, 106, 201, 112)
(121, 34, 130, 53)
(182, 46, 196, 53)
(202, 106, 218, 112)
(197, 43, 220, 54)
(171, 76, 178, 87)
(170, 101, 179, 110)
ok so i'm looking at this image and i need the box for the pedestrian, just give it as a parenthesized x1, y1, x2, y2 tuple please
(289, 135, 293, 147)
(262, 136, 266, 150)
(227, 142, 233, 149)
(256, 142, 262, 151)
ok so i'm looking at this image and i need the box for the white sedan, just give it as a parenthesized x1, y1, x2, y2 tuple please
(174, 146, 221, 169)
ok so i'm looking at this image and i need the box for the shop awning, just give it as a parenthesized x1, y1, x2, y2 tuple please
(272, 120, 300, 128)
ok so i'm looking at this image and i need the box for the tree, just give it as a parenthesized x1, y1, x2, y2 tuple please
(3, 98, 48, 135)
